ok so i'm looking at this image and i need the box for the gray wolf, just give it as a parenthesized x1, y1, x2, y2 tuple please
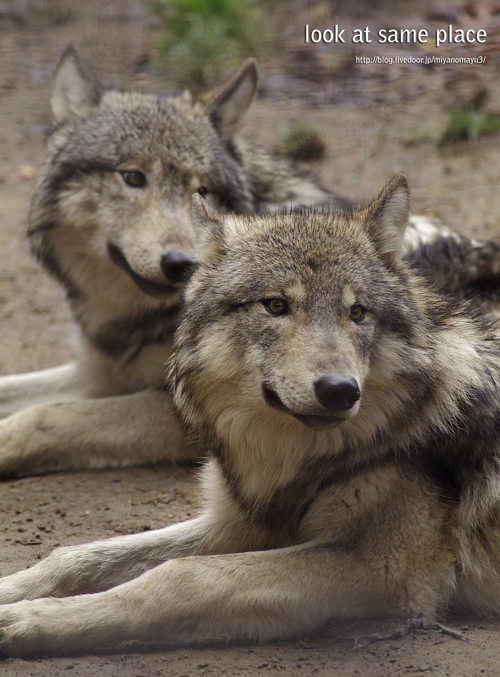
(0, 46, 499, 478)
(0, 46, 344, 476)
(1, 175, 500, 656)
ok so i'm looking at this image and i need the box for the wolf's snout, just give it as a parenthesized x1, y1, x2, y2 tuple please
(161, 249, 196, 283)
(314, 373, 360, 412)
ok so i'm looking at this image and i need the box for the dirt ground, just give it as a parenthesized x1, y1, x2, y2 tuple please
(2, 0, 500, 675)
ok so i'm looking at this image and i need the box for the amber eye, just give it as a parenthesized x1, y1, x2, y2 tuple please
(196, 186, 208, 198)
(350, 305, 365, 322)
(263, 298, 288, 316)
(121, 171, 146, 188)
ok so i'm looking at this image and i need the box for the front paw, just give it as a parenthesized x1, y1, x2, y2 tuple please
(0, 598, 82, 658)
(0, 601, 35, 658)
(0, 567, 48, 605)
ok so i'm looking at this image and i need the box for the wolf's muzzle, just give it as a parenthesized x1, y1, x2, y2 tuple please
(262, 376, 360, 430)
(161, 249, 197, 283)
(107, 242, 179, 296)
(314, 373, 360, 413)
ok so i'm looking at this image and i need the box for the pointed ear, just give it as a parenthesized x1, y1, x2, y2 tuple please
(51, 45, 101, 124)
(203, 58, 259, 142)
(364, 173, 410, 266)
(190, 194, 227, 264)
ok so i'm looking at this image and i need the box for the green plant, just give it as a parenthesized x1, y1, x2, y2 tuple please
(150, 0, 268, 89)
(440, 108, 500, 145)
(401, 127, 435, 146)
(281, 120, 326, 162)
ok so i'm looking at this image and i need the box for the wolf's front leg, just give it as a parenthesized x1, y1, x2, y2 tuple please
(0, 502, 264, 605)
(0, 363, 83, 419)
(0, 543, 439, 657)
(0, 389, 198, 477)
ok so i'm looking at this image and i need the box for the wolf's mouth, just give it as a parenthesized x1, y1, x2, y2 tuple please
(261, 384, 345, 430)
(107, 243, 180, 297)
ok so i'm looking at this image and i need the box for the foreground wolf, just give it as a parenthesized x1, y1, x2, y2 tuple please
(1, 175, 500, 656)
(0, 47, 499, 477)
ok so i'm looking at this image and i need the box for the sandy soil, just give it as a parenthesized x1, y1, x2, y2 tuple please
(1, 1, 500, 675)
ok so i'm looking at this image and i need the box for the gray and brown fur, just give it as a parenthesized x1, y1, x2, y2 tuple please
(0, 45, 499, 478)
(1, 176, 500, 655)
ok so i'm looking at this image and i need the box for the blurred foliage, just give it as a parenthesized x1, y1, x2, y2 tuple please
(400, 127, 435, 147)
(440, 108, 500, 145)
(281, 120, 325, 162)
(150, 0, 269, 89)
(325, 46, 349, 75)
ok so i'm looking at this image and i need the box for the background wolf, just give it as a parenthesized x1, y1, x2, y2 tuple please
(0, 46, 499, 477)
(1, 176, 500, 655)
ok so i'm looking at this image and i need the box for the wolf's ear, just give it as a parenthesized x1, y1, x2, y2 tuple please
(364, 173, 410, 266)
(190, 194, 227, 264)
(203, 59, 259, 142)
(51, 45, 101, 124)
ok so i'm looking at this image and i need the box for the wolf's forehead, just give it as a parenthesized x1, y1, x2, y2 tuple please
(93, 94, 215, 167)
(241, 221, 369, 273)
(233, 243, 369, 292)
(100, 90, 206, 123)
(227, 223, 376, 299)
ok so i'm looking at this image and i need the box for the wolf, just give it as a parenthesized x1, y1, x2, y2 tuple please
(0, 46, 499, 478)
(1, 175, 500, 656)
(0, 46, 344, 476)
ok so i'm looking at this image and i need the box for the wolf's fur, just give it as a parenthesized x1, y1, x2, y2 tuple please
(1, 47, 500, 477)
(1, 176, 500, 656)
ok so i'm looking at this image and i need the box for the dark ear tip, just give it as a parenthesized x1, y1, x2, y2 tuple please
(390, 171, 409, 188)
(58, 43, 80, 67)
(242, 57, 259, 79)
(378, 172, 410, 206)
(239, 59, 259, 92)
(190, 193, 204, 218)
(55, 43, 85, 80)
(190, 192, 205, 210)
(63, 43, 78, 56)
(190, 193, 220, 223)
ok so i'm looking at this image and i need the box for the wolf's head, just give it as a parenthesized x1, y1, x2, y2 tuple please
(172, 174, 438, 444)
(29, 46, 259, 301)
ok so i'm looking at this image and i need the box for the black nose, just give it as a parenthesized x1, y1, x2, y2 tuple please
(314, 373, 360, 412)
(160, 249, 196, 283)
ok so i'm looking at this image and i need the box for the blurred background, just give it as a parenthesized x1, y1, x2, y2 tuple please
(1, 0, 500, 224)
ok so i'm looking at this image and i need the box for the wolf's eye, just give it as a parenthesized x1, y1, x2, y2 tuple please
(263, 298, 288, 316)
(121, 171, 146, 188)
(350, 305, 365, 322)
(196, 186, 208, 199)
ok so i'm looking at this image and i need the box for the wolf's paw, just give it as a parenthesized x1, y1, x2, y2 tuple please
(0, 410, 42, 478)
(0, 582, 23, 606)
(354, 616, 466, 649)
(0, 624, 27, 659)
(0, 568, 46, 605)
(0, 597, 81, 658)
(0, 602, 35, 658)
